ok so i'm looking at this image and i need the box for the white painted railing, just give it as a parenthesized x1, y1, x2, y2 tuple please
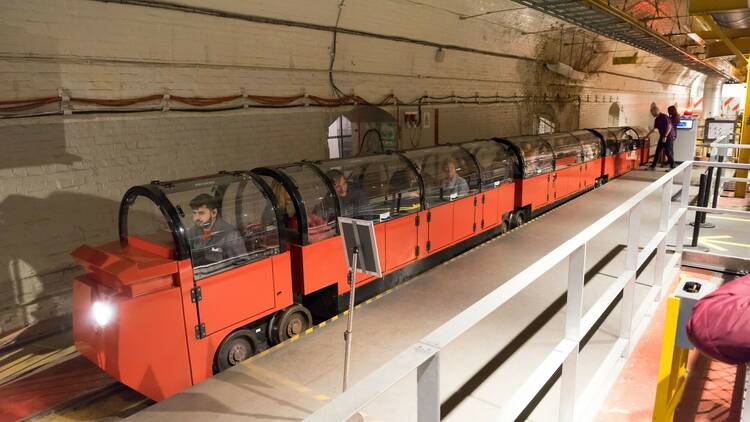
(305, 161, 694, 422)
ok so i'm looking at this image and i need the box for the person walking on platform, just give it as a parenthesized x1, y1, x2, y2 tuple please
(647, 103, 675, 170)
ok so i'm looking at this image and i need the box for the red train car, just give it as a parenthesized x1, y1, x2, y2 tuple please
(71, 127, 644, 401)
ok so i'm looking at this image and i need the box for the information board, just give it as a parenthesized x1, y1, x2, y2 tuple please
(704, 119, 736, 141)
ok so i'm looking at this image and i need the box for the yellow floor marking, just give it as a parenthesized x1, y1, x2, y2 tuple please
(304, 327, 314, 335)
(707, 214, 750, 223)
(698, 235, 750, 251)
(313, 394, 330, 401)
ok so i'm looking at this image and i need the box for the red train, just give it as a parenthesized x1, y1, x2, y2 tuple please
(71, 126, 650, 401)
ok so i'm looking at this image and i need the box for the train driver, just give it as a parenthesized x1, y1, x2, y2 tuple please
(440, 158, 469, 198)
(188, 193, 247, 267)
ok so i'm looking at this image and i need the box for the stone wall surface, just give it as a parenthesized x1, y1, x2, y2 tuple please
(0, 0, 701, 334)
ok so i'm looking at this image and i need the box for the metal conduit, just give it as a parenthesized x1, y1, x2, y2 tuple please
(511, 0, 735, 81)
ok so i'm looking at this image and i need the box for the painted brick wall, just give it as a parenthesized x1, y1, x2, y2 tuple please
(0, 0, 701, 334)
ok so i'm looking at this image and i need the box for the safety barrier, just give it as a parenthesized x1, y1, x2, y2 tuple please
(652, 296, 689, 422)
(305, 162, 693, 422)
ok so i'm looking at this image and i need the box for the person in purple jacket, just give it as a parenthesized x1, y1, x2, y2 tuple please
(647, 103, 675, 169)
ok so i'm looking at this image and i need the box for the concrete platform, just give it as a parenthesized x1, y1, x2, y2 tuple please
(131, 169, 694, 421)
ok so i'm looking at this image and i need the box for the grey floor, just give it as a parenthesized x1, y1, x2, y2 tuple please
(131, 169, 695, 422)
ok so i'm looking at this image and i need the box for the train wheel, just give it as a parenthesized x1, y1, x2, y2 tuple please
(272, 304, 312, 343)
(499, 220, 509, 234)
(512, 210, 528, 227)
(215, 329, 255, 372)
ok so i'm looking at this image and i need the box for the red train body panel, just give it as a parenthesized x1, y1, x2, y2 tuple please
(71, 126, 649, 401)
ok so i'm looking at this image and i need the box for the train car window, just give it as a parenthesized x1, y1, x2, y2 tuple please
(273, 164, 338, 243)
(259, 175, 302, 244)
(608, 127, 640, 150)
(460, 140, 514, 189)
(124, 195, 175, 250)
(160, 174, 280, 279)
(592, 128, 620, 155)
(503, 136, 555, 178)
(317, 154, 421, 221)
(403, 145, 480, 207)
(570, 130, 602, 162)
(541, 133, 583, 170)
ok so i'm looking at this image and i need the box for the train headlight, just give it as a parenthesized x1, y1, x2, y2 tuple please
(92, 301, 115, 327)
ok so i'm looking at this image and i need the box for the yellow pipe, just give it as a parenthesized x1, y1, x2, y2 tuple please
(736, 65, 750, 198)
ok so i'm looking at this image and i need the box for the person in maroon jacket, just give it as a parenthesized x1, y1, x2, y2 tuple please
(647, 103, 675, 170)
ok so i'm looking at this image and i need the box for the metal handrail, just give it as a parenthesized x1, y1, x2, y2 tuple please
(305, 161, 693, 422)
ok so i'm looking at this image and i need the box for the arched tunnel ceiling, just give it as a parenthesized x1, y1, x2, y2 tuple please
(412, 0, 735, 80)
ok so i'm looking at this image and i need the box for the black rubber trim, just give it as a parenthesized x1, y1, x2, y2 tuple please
(395, 152, 427, 211)
(252, 167, 310, 245)
(248, 172, 287, 253)
(119, 184, 190, 260)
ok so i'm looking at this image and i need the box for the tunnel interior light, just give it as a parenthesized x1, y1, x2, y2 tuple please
(92, 301, 115, 327)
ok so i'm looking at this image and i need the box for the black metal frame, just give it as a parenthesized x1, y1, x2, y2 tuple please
(119, 184, 191, 260)
(252, 166, 311, 245)
(587, 128, 620, 156)
(246, 172, 287, 253)
(494, 136, 556, 178)
(569, 130, 604, 163)
(393, 151, 427, 211)
(398, 144, 482, 207)
(458, 139, 515, 190)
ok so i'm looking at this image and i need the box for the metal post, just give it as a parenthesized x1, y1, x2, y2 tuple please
(620, 204, 641, 357)
(700, 167, 715, 226)
(712, 154, 724, 209)
(559, 244, 586, 422)
(343, 248, 358, 392)
(675, 163, 692, 259)
(734, 64, 750, 198)
(654, 180, 671, 299)
(417, 352, 440, 422)
(690, 173, 707, 247)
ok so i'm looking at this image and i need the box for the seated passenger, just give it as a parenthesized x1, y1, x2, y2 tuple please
(187, 193, 247, 267)
(326, 169, 364, 217)
(440, 158, 469, 198)
(262, 181, 299, 231)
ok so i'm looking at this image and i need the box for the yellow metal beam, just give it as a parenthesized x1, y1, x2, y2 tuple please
(735, 64, 750, 198)
(695, 28, 750, 41)
(699, 16, 749, 67)
(705, 38, 750, 58)
(690, 0, 749, 15)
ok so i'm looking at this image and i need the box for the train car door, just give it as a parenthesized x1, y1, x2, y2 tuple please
(481, 188, 500, 230)
(452, 195, 477, 241)
(427, 204, 454, 253)
(385, 215, 419, 271)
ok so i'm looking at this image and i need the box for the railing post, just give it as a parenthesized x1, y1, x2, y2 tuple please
(654, 178, 672, 300)
(675, 163, 693, 260)
(559, 244, 586, 422)
(417, 351, 440, 422)
(620, 203, 641, 357)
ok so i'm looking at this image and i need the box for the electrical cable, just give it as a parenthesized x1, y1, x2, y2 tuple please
(328, 0, 348, 98)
